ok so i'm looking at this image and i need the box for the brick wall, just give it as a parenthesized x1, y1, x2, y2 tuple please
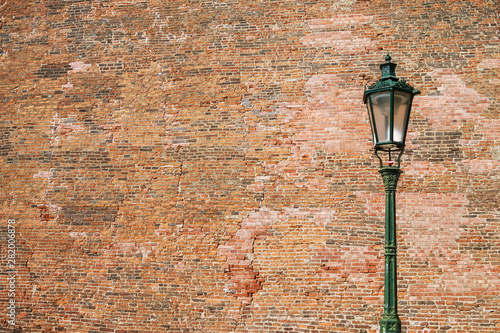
(0, 0, 498, 332)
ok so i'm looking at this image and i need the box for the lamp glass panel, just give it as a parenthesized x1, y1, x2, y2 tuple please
(366, 98, 376, 143)
(370, 91, 392, 143)
(393, 91, 411, 143)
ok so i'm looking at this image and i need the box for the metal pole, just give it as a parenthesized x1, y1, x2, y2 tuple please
(379, 166, 402, 333)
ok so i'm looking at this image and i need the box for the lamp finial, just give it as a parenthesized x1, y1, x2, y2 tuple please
(380, 54, 397, 79)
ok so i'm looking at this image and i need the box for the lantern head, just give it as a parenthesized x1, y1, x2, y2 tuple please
(363, 55, 420, 152)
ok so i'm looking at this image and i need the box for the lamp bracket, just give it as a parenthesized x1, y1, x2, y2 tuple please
(374, 148, 405, 169)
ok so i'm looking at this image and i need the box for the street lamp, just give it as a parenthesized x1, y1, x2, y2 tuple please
(363, 54, 420, 333)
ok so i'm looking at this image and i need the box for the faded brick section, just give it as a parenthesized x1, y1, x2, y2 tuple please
(0, 0, 499, 332)
(218, 209, 278, 306)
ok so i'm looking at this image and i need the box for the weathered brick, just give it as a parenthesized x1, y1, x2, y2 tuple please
(0, 0, 499, 332)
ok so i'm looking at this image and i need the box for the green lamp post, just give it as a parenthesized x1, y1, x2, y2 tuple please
(363, 54, 420, 333)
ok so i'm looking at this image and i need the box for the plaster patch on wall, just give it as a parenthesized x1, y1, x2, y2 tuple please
(56, 122, 85, 135)
(477, 58, 500, 70)
(62, 82, 73, 90)
(491, 145, 500, 161)
(69, 232, 87, 238)
(469, 118, 500, 143)
(218, 209, 278, 304)
(404, 161, 448, 176)
(461, 118, 500, 167)
(69, 61, 92, 73)
(299, 74, 368, 155)
(416, 69, 491, 130)
(219, 207, 332, 305)
(462, 159, 500, 173)
(269, 74, 369, 179)
(300, 31, 374, 53)
(33, 171, 53, 179)
(305, 14, 374, 29)
(394, 193, 500, 295)
(301, 13, 375, 53)
(314, 245, 379, 283)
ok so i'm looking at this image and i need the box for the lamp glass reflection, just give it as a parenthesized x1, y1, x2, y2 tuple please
(370, 91, 391, 143)
(392, 91, 411, 143)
